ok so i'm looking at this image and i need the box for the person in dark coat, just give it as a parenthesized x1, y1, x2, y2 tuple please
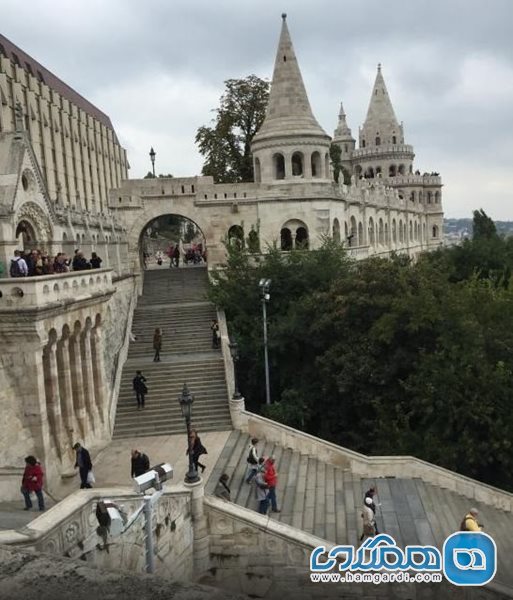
(73, 443, 93, 489)
(90, 252, 102, 269)
(72, 251, 90, 271)
(172, 244, 180, 268)
(186, 429, 207, 473)
(21, 455, 45, 511)
(153, 328, 162, 362)
(131, 449, 150, 478)
(133, 370, 148, 410)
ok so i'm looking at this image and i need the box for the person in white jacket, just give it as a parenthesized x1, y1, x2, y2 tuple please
(360, 497, 376, 541)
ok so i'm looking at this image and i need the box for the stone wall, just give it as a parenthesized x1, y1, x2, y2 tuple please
(203, 497, 511, 600)
(0, 486, 194, 581)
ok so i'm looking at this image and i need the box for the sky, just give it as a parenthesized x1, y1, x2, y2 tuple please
(2, 0, 513, 219)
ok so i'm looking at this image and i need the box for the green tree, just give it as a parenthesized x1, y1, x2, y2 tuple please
(195, 75, 270, 183)
(473, 209, 497, 239)
(329, 143, 342, 183)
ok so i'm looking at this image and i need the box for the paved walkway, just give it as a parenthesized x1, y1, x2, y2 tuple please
(0, 430, 231, 531)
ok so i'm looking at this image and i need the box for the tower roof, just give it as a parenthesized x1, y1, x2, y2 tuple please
(252, 14, 329, 143)
(333, 102, 354, 142)
(362, 64, 400, 133)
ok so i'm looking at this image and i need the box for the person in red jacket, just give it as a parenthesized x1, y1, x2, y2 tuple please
(21, 455, 45, 511)
(263, 456, 280, 513)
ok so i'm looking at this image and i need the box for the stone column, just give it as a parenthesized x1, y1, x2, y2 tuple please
(183, 478, 210, 577)
(91, 324, 108, 425)
(81, 327, 101, 433)
(69, 329, 87, 440)
(57, 336, 77, 444)
(43, 340, 65, 459)
(229, 396, 247, 431)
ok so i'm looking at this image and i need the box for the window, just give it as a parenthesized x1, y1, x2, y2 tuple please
(392, 135, 397, 144)
(311, 152, 321, 178)
(273, 153, 285, 180)
(291, 152, 304, 177)
(11, 52, 20, 67)
(432, 225, 439, 238)
(362, 140, 366, 148)
(375, 136, 381, 146)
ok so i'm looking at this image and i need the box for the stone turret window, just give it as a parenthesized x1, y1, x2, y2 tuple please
(398, 164, 405, 175)
(273, 153, 285, 180)
(291, 152, 304, 177)
(362, 140, 366, 148)
(254, 158, 261, 183)
(432, 225, 439, 238)
(228, 225, 244, 248)
(389, 164, 397, 177)
(280, 228, 292, 250)
(375, 136, 381, 146)
(311, 152, 321, 178)
(392, 135, 397, 144)
(332, 218, 341, 242)
(296, 227, 309, 249)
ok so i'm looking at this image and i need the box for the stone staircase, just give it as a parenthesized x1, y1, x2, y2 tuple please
(207, 430, 513, 588)
(113, 267, 232, 439)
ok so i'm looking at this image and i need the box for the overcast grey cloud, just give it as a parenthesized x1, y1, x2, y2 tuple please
(2, 0, 513, 218)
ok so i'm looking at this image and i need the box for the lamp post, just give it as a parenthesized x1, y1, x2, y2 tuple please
(179, 383, 199, 483)
(149, 147, 156, 177)
(228, 340, 242, 399)
(259, 278, 271, 405)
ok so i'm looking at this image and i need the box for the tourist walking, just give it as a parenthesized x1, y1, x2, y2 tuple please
(21, 456, 45, 511)
(460, 508, 483, 531)
(90, 252, 102, 269)
(264, 457, 280, 513)
(187, 429, 208, 473)
(133, 370, 148, 410)
(131, 449, 150, 478)
(360, 497, 376, 541)
(245, 438, 259, 483)
(255, 458, 269, 515)
(364, 485, 380, 534)
(153, 328, 162, 362)
(73, 443, 93, 489)
(211, 319, 220, 349)
(172, 244, 180, 268)
(214, 473, 231, 501)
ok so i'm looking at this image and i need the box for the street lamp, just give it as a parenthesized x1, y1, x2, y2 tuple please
(228, 339, 242, 399)
(179, 383, 199, 483)
(149, 147, 156, 177)
(259, 278, 271, 405)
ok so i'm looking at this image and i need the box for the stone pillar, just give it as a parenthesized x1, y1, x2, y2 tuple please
(183, 478, 210, 577)
(229, 396, 247, 431)
(69, 328, 87, 440)
(91, 324, 108, 425)
(81, 327, 101, 433)
(57, 336, 77, 444)
(43, 340, 65, 459)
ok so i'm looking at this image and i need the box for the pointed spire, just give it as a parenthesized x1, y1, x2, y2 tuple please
(333, 102, 354, 142)
(363, 64, 399, 128)
(252, 15, 328, 142)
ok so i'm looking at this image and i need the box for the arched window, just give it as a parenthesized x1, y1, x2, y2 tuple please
(418, 191, 423, 203)
(435, 191, 440, 204)
(398, 164, 405, 175)
(311, 152, 321, 178)
(427, 192, 432, 204)
(399, 219, 403, 243)
(392, 219, 397, 243)
(355, 165, 362, 177)
(344, 221, 348, 239)
(325, 153, 330, 178)
(368, 218, 375, 246)
(385, 223, 389, 244)
(254, 158, 261, 183)
(389, 164, 397, 177)
(365, 167, 375, 179)
(409, 221, 413, 241)
(332, 218, 341, 243)
(358, 221, 364, 246)
(291, 152, 304, 176)
(273, 153, 285, 180)
(376, 166, 382, 177)
(378, 218, 384, 245)
(280, 228, 292, 251)
(362, 140, 366, 148)
(375, 136, 381, 146)
(392, 135, 397, 144)
(296, 226, 309, 249)
(228, 225, 244, 249)
(410, 191, 416, 202)
(432, 225, 439, 238)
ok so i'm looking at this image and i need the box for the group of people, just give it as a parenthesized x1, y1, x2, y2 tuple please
(9, 248, 102, 277)
(214, 437, 280, 515)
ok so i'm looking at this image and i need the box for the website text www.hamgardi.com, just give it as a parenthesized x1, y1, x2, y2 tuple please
(310, 571, 443, 584)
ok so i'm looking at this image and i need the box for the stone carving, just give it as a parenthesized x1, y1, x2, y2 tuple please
(16, 201, 53, 242)
(64, 521, 80, 544)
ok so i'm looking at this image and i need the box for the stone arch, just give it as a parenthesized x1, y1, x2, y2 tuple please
(392, 219, 397, 243)
(273, 153, 285, 180)
(389, 164, 397, 177)
(427, 192, 432, 204)
(332, 218, 341, 243)
(385, 222, 389, 243)
(365, 167, 375, 179)
(311, 152, 322, 178)
(378, 218, 384, 245)
(349, 216, 357, 246)
(324, 153, 330, 178)
(280, 228, 292, 251)
(291, 152, 304, 177)
(409, 221, 413, 241)
(15, 201, 53, 251)
(281, 219, 309, 250)
(399, 219, 403, 243)
(398, 164, 405, 175)
(435, 191, 440, 204)
(358, 221, 364, 246)
(228, 225, 244, 249)
(296, 226, 308, 249)
(432, 225, 439, 238)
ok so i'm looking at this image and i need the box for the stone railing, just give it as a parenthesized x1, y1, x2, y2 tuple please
(346, 245, 369, 259)
(352, 144, 414, 158)
(388, 174, 442, 186)
(233, 410, 513, 513)
(0, 268, 115, 310)
(0, 485, 194, 581)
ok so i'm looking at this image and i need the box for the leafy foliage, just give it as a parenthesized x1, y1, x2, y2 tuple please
(210, 230, 513, 491)
(195, 76, 270, 183)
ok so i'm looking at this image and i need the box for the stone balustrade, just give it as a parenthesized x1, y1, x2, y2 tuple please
(0, 268, 115, 309)
(352, 143, 414, 158)
(389, 174, 442, 186)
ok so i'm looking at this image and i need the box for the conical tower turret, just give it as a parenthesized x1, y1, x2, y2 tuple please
(332, 102, 355, 169)
(251, 14, 331, 183)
